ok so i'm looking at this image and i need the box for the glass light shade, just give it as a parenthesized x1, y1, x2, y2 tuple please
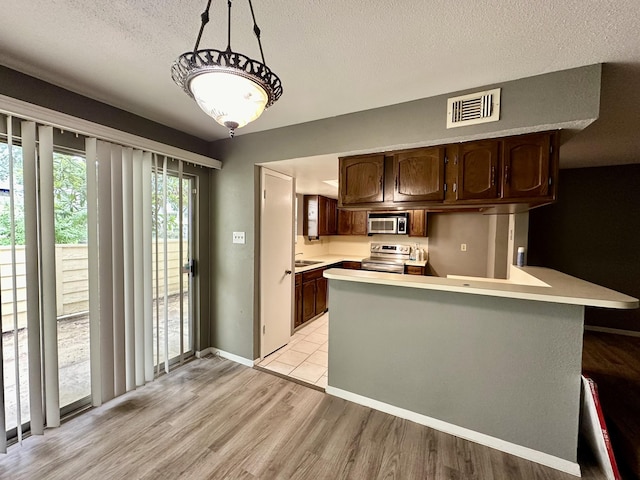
(189, 71, 269, 130)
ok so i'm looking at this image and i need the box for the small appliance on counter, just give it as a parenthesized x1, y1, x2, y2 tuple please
(367, 212, 408, 235)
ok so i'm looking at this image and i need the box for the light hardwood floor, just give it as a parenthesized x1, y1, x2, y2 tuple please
(0, 356, 604, 479)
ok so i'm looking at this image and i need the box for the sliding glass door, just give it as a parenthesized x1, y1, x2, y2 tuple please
(152, 163, 195, 371)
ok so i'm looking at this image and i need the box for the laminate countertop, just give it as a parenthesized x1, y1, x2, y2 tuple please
(294, 254, 428, 274)
(324, 264, 638, 309)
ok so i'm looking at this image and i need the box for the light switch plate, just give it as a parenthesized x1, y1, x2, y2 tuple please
(233, 232, 245, 244)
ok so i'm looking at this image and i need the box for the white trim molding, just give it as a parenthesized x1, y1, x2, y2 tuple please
(585, 325, 640, 338)
(0, 93, 221, 169)
(206, 348, 255, 367)
(326, 386, 581, 477)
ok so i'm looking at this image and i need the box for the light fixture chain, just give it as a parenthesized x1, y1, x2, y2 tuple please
(193, 0, 213, 53)
(226, 0, 232, 51)
(248, 0, 266, 65)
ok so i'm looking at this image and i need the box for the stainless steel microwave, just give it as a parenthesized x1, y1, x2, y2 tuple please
(367, 212, 408, 235)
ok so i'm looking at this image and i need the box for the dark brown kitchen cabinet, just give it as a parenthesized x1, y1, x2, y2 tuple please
(393, 147, 446, 202)
(303, 195, 337, 238)
(408, 210, 427, 237)
(501, 133, 552, 199)
(298, 265, 334, 327)
(405, 265, 426, 275)
(341, 261, 362, 270)
(339, 154, 385, 206)
(294, 273, 303, 328)
(455, 140, 500, 200)
(302, 280, 317, 323)
(337, 209, 368, 235)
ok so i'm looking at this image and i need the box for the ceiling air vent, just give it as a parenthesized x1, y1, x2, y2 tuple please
(446, 88, 501, 129)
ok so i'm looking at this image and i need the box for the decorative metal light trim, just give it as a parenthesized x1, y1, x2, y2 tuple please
(171, 49, 283, 108)
(171, 0, 283, 137)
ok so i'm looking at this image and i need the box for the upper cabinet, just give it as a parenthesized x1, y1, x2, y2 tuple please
(338, 131, 558, 211)
(339, 154, 385, 205)
(337, 210, 368, 235)
(303, 195, 337, 238)
(454, 140, 500, 201)
(501, 133, 552, 199)
(393, 147, 446, 202)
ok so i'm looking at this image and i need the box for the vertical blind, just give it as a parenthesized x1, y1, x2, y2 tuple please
(0, 112, 198, 451)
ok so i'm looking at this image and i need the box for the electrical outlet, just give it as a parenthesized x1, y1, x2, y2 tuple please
(233, 232, 245, 244)
(460, 243, 467, 252)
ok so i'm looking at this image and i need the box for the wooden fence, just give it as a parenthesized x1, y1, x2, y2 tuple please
(1, 240, 188, 333)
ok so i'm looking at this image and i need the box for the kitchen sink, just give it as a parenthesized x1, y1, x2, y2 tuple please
(294, 260, 322, 267)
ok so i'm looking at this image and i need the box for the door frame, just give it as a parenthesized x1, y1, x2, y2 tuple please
(259, 167, 295, 359)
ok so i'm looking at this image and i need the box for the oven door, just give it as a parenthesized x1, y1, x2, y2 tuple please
(361, 260, 405, 274)
(368, 217, 397, 235)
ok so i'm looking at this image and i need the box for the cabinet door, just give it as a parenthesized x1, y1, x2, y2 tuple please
(339, 155, 385, 205)
(502, 133, 551, 199)
(337, 209, 351, 235)
(316, 277, 328, 313)
(341, 261, 362, 270)
(327, 198, 337, 234)
(318, 196, 337, 235)
(456, 140, 500, 200)
(294, 281, 303, 328)
(302, 281, 316, 323)
(393, 147, 446, 202)
(405, 265, 425, 275)
(351, 210, 368, 235)
(408, 210, 427, 237)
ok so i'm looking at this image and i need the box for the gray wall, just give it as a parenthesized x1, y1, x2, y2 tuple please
(209, 65, 602, 359)
(529, 164, 640, 331)
(426, 213, 490, 277)
(328, 280, 584, 462)
(0, 65, 210, 156)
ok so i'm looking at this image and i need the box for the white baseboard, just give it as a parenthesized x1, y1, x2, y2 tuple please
(326, 386, 581, 477)
(195, 347, 214, 358)
(205, 348, 255, 367)
(585, 325, 640, 338)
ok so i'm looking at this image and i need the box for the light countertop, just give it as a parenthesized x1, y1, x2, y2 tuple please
(323, 265, 638, 309)
(294, 254, 429, 273)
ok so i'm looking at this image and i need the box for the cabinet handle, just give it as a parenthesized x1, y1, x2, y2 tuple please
(504, 164, 510, 185)
(490, 166, 496, 186)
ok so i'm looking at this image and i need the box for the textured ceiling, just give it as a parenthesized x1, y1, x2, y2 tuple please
(1, 0, 640, 169)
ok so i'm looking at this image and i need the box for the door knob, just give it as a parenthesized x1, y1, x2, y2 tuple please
(285, 269, 292, 275)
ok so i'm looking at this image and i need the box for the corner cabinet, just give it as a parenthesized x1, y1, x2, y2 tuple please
(501, 133, 552, 199)
(339, 154, 385, 206)
(303, 195, 337, 238)
(393, 147, 446, 202)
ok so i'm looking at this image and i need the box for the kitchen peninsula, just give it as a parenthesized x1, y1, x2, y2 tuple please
(323, 266, 638, 476)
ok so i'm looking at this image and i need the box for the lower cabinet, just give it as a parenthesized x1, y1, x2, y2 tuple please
(294, 273, 303, 328)
(341, 261, 362, 270)
(296, 264, 338, 329)
(405, 265, 426, 275)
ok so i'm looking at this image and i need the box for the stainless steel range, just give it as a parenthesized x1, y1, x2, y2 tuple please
(361, 243, 411, 274)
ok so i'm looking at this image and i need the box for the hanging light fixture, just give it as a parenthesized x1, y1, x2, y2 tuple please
(171, 0, 283, 138)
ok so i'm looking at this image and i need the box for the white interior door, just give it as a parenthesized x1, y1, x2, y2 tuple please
(260, 168, 294, 357)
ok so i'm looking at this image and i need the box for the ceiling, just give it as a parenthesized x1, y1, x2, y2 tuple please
(2, 0, 640, 195)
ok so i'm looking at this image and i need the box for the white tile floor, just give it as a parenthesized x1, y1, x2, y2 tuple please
(258, 313, 329, 388)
